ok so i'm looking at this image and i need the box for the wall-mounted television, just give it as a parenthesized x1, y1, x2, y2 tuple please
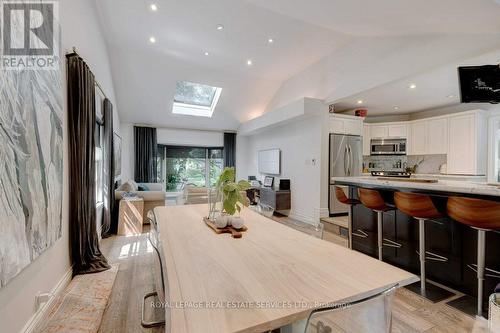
(458, 65, 500, 104)
(258, 149, 281, 175)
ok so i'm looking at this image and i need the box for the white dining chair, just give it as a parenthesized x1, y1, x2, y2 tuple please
(142, 210, 167, 328)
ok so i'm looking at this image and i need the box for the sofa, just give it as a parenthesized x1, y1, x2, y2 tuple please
(115, 180, 166, 222)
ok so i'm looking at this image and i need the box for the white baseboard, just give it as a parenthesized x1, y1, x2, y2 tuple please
(21, 266, 73, 333)
(315, 208, 330, 220)
(289, 212, 316, 225)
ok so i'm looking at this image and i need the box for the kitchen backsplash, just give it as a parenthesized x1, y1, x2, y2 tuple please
(363, 154, 447, 174)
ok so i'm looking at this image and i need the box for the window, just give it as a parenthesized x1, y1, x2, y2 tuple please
(95, 121, 104, 205)
(172, 81, 222, 118)
(158, 146, 224, 190)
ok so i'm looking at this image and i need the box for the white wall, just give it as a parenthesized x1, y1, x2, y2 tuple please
(120, 123, 224, 182)
(238, 115, 324, 225)
(0, 1, 120, 332)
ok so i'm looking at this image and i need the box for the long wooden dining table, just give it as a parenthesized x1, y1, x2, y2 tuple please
(154, 204, 418, 333)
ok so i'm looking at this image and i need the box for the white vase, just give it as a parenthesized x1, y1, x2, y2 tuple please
(230, 216, 245, 230)
(215, 214, 228, 228)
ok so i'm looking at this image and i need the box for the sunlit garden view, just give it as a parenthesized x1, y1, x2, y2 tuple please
(158, 146, 223, 190)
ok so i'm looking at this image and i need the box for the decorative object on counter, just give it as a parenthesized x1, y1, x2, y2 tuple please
(207, 167, 250, 237)
(377, 177, 438, 183)
(263, 176, 274, 187)
(328, 104, 335, 113)
(371, 171, 412, 178)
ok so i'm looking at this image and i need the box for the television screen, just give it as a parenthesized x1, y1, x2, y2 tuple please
(458, 65, 500, 104)
(258, 149, 281, 175)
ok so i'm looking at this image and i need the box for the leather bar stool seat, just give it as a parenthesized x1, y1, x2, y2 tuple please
(334, 186, 360, 249)
(447, 197, 500, 317)
(358, 188, 394, 260)
(394, 192, 453, 302)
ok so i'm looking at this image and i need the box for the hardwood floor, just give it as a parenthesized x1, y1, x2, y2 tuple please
(99, 226, 163, 333)
(98, 215, 488, 332)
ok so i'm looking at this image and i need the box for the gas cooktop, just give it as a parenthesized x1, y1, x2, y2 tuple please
(370, 171, 412, 178)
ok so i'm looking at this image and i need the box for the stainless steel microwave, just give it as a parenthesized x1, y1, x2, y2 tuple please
(370, 139, 407, 156)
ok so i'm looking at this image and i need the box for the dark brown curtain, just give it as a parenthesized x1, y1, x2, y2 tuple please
(134, 126, 158, 183)
(102, 98, 114, 238)
(224, 132, 236, 168)
(67, 53, 110, 275)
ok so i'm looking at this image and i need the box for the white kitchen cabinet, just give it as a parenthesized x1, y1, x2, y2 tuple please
(447, 111, 487, 175)
(427, 118, 448, 155)
(370, 125, 389, 139)
(409, 121, 428, 155)
(344, 119, 363, 136)
(388, 124, 407, 138)
(363, 124, 371, 156)
(328, 115, 363, 136)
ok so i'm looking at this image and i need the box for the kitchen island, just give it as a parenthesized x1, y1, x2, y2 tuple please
(333, 176, 500, 314)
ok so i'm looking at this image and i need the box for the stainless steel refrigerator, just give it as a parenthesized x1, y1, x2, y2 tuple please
(329, 134, 362, 215)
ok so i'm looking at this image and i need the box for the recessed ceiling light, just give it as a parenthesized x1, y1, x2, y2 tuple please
(246, 59, 253, 66)
(216, 24, 224, 31)
(357, 100, 364, 104)
(149, 36, 156, 44)
(393, 106, 400, 110)
(268, 38, 274, 44)
(150, 3, 158, 11)
(409, 83, 417, 89)
(204, 51, 209, 56)
(447, 94, 455, 98)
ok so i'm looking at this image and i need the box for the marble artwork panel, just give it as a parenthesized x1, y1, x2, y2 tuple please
(0, 0, 63, 287)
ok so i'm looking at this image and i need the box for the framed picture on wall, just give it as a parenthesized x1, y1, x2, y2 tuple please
(263, 176, 274, 188)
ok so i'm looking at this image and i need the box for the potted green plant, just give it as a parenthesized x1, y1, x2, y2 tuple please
(209, 167, 250, 228)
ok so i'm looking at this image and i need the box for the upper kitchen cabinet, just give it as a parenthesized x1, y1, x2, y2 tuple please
(387, 124, 408, 138)
(427, 117, 448, 155)
(407, 116, 448, 156)
(447, 110, 487, 175)
(369, 123, 408, 139)
(363, 124, 371, 156)
(409, 120, 428, 155)
(328, 114, 363, 136)
(369, 124, 389, 139)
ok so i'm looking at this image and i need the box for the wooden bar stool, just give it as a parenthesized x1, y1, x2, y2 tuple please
(394, 192, 453, 302)
(334, 186, 360, 249)
(358, 188, 394, 261)
(447, 197, 500, 317)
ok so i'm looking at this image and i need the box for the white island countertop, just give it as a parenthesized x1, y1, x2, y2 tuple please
(333, 176, 500, 198)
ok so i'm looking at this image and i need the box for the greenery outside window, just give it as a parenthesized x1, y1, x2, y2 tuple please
(157, 145, 224, 190)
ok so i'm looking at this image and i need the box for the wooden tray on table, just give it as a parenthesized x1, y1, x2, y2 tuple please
(203, 217, 248, 238)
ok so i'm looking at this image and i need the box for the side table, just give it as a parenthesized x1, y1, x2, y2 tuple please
(118, 197, 144, 236)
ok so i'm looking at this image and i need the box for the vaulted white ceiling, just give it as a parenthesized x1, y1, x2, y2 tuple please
(94, 0, 500, 130)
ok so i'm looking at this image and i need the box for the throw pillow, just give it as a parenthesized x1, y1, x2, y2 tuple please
(119, 181, 133, 192)
(138, 184, 150, 191)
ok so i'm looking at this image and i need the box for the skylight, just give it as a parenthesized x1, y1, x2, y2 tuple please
(172, 81, 222, 117)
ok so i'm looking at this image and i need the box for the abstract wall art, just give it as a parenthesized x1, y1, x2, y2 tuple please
(0, 1, 63, 287)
